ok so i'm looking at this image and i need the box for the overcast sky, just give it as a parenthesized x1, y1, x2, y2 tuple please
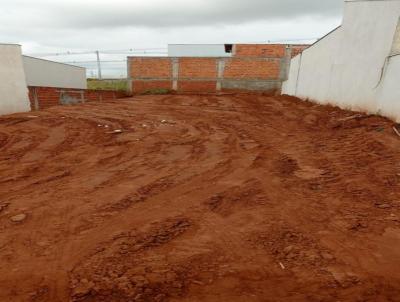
(0, 0, 344, 77)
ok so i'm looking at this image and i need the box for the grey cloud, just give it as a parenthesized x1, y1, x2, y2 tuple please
(3, 0, 343, 29)
(66, 0, 342, 28)
(0, 0, 343, 55)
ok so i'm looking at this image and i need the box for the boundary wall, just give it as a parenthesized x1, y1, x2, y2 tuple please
(128, 44, 308, 94)
(28, 86, 125, 110)
(282, 0, 400, 121)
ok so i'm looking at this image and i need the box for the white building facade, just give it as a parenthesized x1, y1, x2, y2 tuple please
(282, 0, 400, 122)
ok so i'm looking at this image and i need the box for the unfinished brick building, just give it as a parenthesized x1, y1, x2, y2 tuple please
(128, 44, 308, 94)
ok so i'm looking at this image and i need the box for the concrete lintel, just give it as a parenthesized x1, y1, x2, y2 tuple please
(127, 56, 283, 61)
(132, 77, 280, 82)
(221, 79, 281, 91)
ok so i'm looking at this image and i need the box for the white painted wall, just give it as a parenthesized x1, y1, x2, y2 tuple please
(168, 44, 232, 57)
(297, 27, 343, 105)
(23, 56, 87, 89)
(376, 55, 400, 121)
(282, 54, 302, 95)
(0, 44, 31, 115)
(282, 0, 400, 121)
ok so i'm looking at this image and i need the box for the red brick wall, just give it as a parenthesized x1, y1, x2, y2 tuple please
(179, 58, 217, 78)
(234, 44, 308, 59)
(86, 90, 101, 102)
(291, 45, 308, 58)
(128, 43, 311, 94)
(28, 86, 123, 110)
(224, 58, 280, 79)
(132, 81, 172, 93)
(129, 56, 282, 93)
(130, 58, 172, 78)
(234, 44, 286, 58)
(178, 81, 217, 93)
(29, 87, 61, 109)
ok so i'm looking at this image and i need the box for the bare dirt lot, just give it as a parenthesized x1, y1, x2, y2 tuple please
(1, 94, 400, 302)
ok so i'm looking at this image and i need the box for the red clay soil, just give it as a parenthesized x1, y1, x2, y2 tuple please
(1, 94, 400, 302)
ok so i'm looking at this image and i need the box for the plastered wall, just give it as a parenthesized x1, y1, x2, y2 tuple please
(282, 0, 400, 121)
(0, 44, 31, 115)
(23, 56, 87, 89)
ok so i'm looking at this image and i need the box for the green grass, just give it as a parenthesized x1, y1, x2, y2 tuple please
(87, 79, 128, 92)
(142, 88, 172, 95)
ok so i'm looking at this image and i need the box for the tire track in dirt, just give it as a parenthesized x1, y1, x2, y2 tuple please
(1, 94, 400, 301)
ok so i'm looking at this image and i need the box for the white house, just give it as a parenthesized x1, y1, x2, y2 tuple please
(282, 0, 400, 122)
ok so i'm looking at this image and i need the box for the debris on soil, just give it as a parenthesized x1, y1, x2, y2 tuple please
(393, 125, 400, 138)
(0, 203, 9, 213)
(321, 252, 335, 261)
(1, 94, 400, 301)
(10, 213, 27, 223)
(375, 202, 392, 209)
(337, 114, 364, 122)
(108, 129, 123, 134)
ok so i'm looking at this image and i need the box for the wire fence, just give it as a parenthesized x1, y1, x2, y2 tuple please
(26, 48, 168, 79)
(25, 38, 318, 79)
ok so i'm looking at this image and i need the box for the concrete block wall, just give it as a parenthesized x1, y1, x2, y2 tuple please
(28, 86, 125, 110)
(128, 44, 308, 94)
